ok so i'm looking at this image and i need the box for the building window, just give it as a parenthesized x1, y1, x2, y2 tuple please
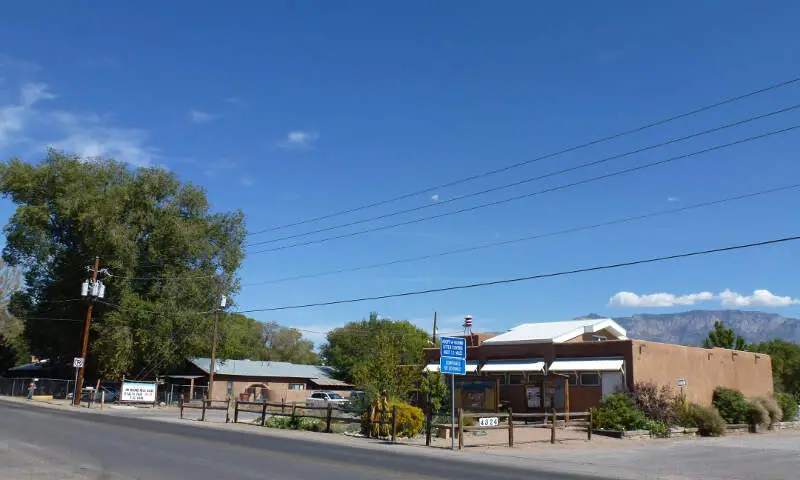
(508, 374, 525, 385)
(592, 335, 608, 342)
(567, 373, 579, 386)
(580, 373, 600, 386)
(288, 383, 305, 390)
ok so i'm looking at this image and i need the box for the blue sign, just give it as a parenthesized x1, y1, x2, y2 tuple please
(440, 336, 466, 359)
(440, 357, 466, 375)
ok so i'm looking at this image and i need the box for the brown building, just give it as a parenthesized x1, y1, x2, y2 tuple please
(423, 317, 773, 413)
(170, 358, 352, 402)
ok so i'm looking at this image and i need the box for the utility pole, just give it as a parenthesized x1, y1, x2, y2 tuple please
(76, 257, 104, 406)
(208, 292, 226, 401)
(432, 311, 437, 344)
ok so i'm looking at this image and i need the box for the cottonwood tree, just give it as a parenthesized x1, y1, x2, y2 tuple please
(0, 151, 246, 378)
(0, 262, 25, 370)
(703, 320, 748, 350)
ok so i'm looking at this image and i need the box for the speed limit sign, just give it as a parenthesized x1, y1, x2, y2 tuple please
(73, 357, 85, 368)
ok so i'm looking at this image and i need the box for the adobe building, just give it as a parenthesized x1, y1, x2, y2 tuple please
(423, 317, 773, 413)
(168, 358, 352, 402)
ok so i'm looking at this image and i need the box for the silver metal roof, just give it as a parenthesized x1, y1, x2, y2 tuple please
(188, 358, 350, 386)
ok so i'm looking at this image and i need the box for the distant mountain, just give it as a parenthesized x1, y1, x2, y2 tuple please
(608, 310, 800, 346)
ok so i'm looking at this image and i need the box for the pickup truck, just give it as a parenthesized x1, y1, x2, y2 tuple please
(305, 391, 349, 409)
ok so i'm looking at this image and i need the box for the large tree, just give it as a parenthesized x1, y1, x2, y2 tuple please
(259, 321, 318, 364)
(750, 339, 800, 396)
(0, 151, 246, 379)
(321, 312, 431, 385)
(703, 320, 748, 350)
(0, 262, 26, 371)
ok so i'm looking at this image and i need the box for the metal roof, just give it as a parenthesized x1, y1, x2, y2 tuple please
(481, 359, 546, 373)
(548, 358, 624, 372)
(482, 318, 627, 345)
(188, 358, 350, 386)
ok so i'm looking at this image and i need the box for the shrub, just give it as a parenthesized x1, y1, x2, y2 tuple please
(632, 382, 677, 425)
(776, 392, 798, 421)
(749, 397, 782, 428)
(712, 387, 750, 424)
(687, 404, 726, 437)
(264, 416, 294, 429)
(295, 417, 325, 432)
(645, 419, 670, 438)
(748, 399, 770, 429)
(591, 393, 648, 431)
(393, 402, 424, 438)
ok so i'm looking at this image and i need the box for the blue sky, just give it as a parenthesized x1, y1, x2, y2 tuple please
(1, 1, 799, 344)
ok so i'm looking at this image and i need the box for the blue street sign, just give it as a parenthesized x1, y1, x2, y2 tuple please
(440, 357, 466, 375)
(440, 336, 466, 359)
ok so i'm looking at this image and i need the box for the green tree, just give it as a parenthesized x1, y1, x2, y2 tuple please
(258, 321, 318, 364)
(0, 151, 245, 379)
(420, 371, 449, 412)
(320, 312, 431, 383)
(750, 339, 800, 396)
(0, 262, 27, 371)
(703, 320, 748, 350)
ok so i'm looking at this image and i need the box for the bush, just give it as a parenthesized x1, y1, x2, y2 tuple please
(687, 404, 726, 437)
(592, 393, 648, 431)
(632, 382, 677, 425)
(360, 401, 423, 438)
(263, 415, 325, 432)
(645, 419, 670, 438)
(749, 397, 782, 428)
(776, 392, 798, 421)
(264, 416, 294, 429)
(712, 387, 750, 424)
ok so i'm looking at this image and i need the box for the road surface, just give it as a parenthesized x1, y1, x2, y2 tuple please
(0, 401, 602, 480)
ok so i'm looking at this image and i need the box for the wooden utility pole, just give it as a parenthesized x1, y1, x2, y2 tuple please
(432, 311, 437, 344)
(75, 256, 100, 406)
(208, 291, 224, 400)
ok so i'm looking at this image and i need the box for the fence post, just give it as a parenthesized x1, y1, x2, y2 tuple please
(368, 406, 375, 438)
(179, 395, 184, 419)
(588, 409, 592, 440)
(391, 405, 398, 443)
(201, 396, 207, 422)
(261, 401, 268, 426)
(425, 407, 432, 447)
(291, 402, 297, 423)
(281, 399, 285, 415)
(233, 399, 239, 424)
(550, 408, 556, 444)
(457, 408, 464, 450)
(225, 398, 231, 423)
(326, 404, 333, 433)
(101, 391, 105, 410)
(508, 407, 514, 448)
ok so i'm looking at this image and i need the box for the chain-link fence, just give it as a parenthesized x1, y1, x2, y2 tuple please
(0, 377, 75, 398)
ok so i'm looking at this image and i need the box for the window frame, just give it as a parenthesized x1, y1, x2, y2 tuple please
(579, 372, 601, 387)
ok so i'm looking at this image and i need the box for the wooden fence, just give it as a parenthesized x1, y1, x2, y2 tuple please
(179, 396, 232, 422)
(455, 408, 593, 449)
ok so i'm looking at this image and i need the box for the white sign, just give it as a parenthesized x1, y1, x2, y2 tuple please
(526, 385, 541, 408)
(478, 417, 499, 427)
(121, 382, 157, 403)
(73, 357, 84, 368)
(677, 378, 686, 388)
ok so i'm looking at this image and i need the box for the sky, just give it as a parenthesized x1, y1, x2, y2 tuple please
(1, 1, 799, 345)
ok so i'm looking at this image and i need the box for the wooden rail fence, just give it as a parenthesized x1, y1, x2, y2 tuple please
(455, 409, 593, 449)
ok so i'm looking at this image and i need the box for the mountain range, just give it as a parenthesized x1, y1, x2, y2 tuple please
(603, 310, 800, 346)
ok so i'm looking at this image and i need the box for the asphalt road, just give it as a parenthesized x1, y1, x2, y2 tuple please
(0, 401, 604, 480)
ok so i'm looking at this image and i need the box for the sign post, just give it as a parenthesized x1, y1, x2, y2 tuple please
(72, 357, 84, 406)
(440, 336, 467, 450)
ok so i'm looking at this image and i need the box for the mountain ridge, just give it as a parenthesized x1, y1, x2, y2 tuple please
(604, 310, 800, 346)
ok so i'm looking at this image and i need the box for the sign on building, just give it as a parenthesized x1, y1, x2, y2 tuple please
(121, 381, 157, 403)
(526, 385, 541, 408)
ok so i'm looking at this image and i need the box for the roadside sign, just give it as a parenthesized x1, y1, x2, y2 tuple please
(440, 357, 466, 375)
(677, 378, 686, 387)
(121, 381, 157, 403)
(73, 357, 84, 368)
(479, 417, 499, 427)
(440, 336, 466, 359)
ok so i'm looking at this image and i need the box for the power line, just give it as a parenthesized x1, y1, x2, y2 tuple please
(247, 105, 799, 248)
(248, 75, 800, 236)
(242, 183, 800, 286)
(237, 235, 800, 313)
(249, 124, 800, 254)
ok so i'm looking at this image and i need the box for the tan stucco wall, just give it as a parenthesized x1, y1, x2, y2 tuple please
(209, 378, 311, 402)
(631, 340, 773, 406)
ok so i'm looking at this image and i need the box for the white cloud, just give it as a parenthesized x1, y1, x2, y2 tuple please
(0, 54, 41, 73)
(667, 197, 680, 202)
(719, 289, 800, 308)
(609, 289, 800, 309)
(431, 194, 440, 202)
(277, 130, 319, 150)
(225, 96, 245, 107)
(240, 177, 254, 187)
(0, 82, 158, 166)
(189, 109, 218, 123)
(608, 291, 714, 308)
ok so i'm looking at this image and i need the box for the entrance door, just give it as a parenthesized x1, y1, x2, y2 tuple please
(601, 372, 624, 398)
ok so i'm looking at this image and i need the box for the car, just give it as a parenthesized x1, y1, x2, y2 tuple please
(306, 391, 349, 409)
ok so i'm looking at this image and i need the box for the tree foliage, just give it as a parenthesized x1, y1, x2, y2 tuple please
(0, 151, 245, 378)
(703, 320, 748, 350)
(750, 339, 800, 396)
(0, 262, 27, 370)
(258, 321, 318, 364)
